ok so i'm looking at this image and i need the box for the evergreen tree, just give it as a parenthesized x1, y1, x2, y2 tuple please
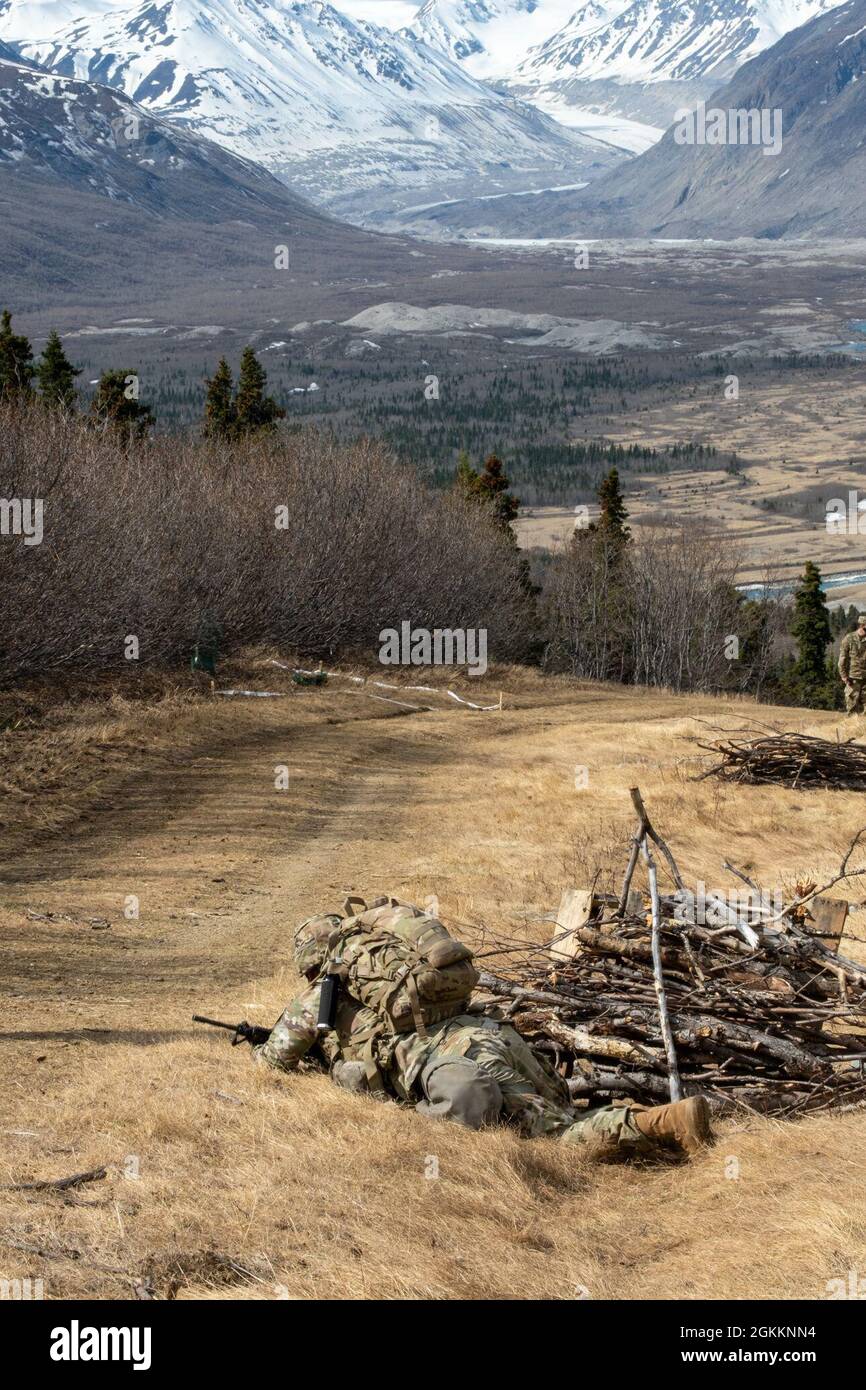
(36, 329, 81, 410)
(454, 448, 480, 501)
(454, 450, 519, 529)
(203, 357, 236, 438)
(0, 309, 35, 401)
(475, 453, 519, 528)
(790, 561, 834, 708)
(830, 603, 859, 638)
(563, 464, 633, 683)
(89, 370, 154, 442)
(234, 347, 284, 434)
(596, 466, 630, 546)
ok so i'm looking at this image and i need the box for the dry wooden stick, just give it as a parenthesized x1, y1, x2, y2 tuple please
(764, 828, 866, 927)
(8, 1167, 107, 1193)
(641, 833, 682, 1102)
(627, 786, 684, 1102)
(617, 832, 642, 916)
(629, 787, 686, 893)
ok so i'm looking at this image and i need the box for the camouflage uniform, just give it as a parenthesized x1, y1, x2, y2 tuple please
(256, 986, 655, 1156)
(839, 629, 866, 714)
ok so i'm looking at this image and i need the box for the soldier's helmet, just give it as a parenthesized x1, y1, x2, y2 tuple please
(293, 913, 342, 977)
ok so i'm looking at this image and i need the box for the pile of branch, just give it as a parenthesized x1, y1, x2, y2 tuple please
(475, 789, 866, 1117)
(696, 725, 866, 791)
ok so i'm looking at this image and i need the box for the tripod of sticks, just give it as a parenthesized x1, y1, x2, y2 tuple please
(473, 788, 866, 1117)
(622, 787, 684, 1102)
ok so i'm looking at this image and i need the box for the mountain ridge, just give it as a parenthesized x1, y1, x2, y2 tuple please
(566, 0, 866, 239)
(0, 53, 447, 327)
(424, 0, 866, 239)
(405, 0, 847, 132)
(0, 0, 623, 222)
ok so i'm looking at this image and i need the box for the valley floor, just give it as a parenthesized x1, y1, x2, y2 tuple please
(1, 664, 865, 1299)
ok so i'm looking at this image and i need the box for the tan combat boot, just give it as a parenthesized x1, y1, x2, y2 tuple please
(633, 1095, 712, 1157)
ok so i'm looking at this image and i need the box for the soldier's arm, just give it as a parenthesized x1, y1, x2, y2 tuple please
(839, 636, 852, 680)
(253, 983, 321, 1072)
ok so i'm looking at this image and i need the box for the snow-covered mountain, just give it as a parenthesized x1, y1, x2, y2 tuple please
(404, 0, 845, 83)
(0, 51, 460, 350)
(4, 0, 841, 233)
(557, 0, 866, 238)
(403, 0, 581, 78)
(0, 0, 622, 222)
(0, 55, 321, 218)
(406, 0, 847, 134)
(513, 0, 844, 85)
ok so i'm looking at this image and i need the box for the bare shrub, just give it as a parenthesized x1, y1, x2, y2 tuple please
(0, 403, 534, 679)
(545, 525, 751, 693)
(626, 528, 742, 692)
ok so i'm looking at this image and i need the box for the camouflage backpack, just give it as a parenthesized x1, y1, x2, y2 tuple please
(328, 896, 478, 1037)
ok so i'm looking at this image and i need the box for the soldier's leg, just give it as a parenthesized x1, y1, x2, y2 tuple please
(558, 1103, 656, 1156)
(845, 682, 865, 714)
(456, 1031, 586, 1138)
(416, 1056, 503, 1129)
(418, 1024, 709, 1157)
(539, 1094, 712, 1159)
(459, 1030, 664, 1156)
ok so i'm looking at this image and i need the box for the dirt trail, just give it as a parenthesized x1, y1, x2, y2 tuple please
(2, 699, 462, 1087)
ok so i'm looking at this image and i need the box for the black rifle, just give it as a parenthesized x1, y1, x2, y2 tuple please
(192, 1014, 271, 1047)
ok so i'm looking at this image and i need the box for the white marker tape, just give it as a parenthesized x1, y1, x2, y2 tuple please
(216, 690, 288, 698)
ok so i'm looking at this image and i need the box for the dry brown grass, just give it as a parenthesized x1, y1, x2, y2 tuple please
(2, 662, 866, 1300)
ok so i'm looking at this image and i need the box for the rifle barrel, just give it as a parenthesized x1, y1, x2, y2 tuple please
(192, 1015, 236, 1030)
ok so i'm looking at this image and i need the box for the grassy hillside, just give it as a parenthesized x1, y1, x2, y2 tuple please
(1, 662, 865, 1299)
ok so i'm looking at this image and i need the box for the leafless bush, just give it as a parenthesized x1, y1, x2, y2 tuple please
(0, 403, 534, 679)
(626, 528, 742, 692)
(542, 529, 629, 681)
(545, 525, 754, 693)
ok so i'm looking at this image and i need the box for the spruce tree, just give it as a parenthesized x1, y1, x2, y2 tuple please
(89, 370, 154, 442)
(475, 453, 519, 528)
(234, 347, 284, 434)
(454, 448, 480, 501)
(597, 466, 630, 546)
(565, 465, 632, 683)
(791, 560, 833, 707)
(0, 309, 35, 401)
(36, 329, 81, 410)
(203, 357, 236, 438)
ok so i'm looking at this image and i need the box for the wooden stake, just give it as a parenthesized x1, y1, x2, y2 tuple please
(617, 834, 642, 917)
(641, 835, 683, 1103)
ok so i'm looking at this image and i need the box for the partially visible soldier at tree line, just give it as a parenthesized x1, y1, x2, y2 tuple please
(838, 614, 866, 714)
(250, 898, 713, 1161)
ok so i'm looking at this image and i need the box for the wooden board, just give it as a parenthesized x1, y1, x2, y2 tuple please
(807, 896, 848, 954)
(626, 889, 646, 918)
(549, 889, 594, 961)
